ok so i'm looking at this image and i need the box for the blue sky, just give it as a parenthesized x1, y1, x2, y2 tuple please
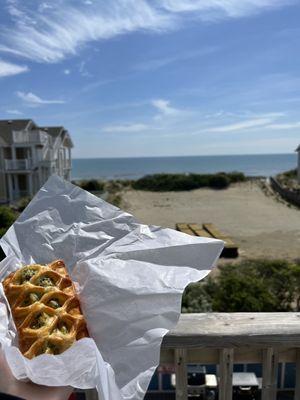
(0, 0, 300, 158)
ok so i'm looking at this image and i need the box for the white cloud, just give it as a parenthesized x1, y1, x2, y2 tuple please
(38, 3, 53, 13)
(64, 69, 71, 75)
(0, 0, 294, 64)
(6, 109, 23, 115)
(152, 99, 180, 116)
(135, 47, 218, 72)
(102, 123, 148, 133)
(206, 117, 275, 133)
(266, 122, 300, 130)
(0, 59, 29, 77)
(0, 1, 173, 63)
(79, 61, 92, 77)
(16, 91, 65, 107)
(158, 0, 294, 19)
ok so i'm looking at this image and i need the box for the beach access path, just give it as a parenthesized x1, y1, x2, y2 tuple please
(122, 181, 300, 261)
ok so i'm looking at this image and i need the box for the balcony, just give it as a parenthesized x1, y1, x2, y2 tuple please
(64, 159, 71, 169)
(83, 313, 300, 400)
(4, 159, 33, 171)
(12, 130, 49, 144)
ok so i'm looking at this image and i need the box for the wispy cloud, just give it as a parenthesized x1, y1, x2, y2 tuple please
(206, 117, 275, 133)
(0, 0, 294, 64)
(0, 59, 29, 77)
(16, 91, 65, 107)
(0, 1, 173, 63)
(38, 2, 53, 13)
(135, 47, 218, 72)
(102, 123, 148, 133)
(266, 122, 300, 130)
(79, 61, 92, 77)
(159, 0, 295, 20)
(152, 99, 180, 116)
(5, 109, 23, 115)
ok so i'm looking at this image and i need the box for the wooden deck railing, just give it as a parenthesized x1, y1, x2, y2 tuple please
(162, 313, 300, 400)
(84, 313, 300, 400)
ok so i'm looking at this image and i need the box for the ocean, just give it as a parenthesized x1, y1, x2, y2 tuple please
(71, 153, 297, 181)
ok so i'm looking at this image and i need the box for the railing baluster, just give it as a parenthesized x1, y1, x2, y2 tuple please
(294, 348, 300, 400)
(175, 348, 188, 400)
(262, 347, 278, 400)
(219, 348, 234, 400)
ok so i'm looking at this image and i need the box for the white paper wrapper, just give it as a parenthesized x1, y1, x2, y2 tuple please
(0, 175, 223, 400)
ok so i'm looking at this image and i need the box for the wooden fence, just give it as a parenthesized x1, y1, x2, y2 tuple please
(270, 177, 300, 208)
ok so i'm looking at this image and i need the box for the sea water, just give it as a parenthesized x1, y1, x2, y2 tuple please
(72, 153, 296, 180)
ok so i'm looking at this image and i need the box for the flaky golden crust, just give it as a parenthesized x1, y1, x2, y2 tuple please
(2, 260, 89, 359)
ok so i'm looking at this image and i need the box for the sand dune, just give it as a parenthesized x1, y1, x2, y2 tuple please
(122, 181, 300, 261)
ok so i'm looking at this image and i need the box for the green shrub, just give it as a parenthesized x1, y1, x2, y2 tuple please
(0, 227, 7, 237)
(226, 171, 247, 183)
(281, 169, 297, 179)
(182, 259, 300, 313)
(0, 206, 17, 230)
(16, 197, 31, 212)
(78, 180, 104, 192)
(182, 282, 212, 313)
(132, 172, 245, 192)
(109, 194, 122, 208)
(208, 173, 230, 189)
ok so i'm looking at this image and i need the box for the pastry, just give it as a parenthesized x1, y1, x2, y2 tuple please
(2, 260, 89, 359)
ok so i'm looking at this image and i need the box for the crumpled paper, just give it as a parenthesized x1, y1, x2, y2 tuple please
(0, 175, 223, 400)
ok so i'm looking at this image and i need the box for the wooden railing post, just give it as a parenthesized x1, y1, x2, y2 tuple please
(175, 348, 188, 400)
(219, 348, 233, 400)
(262, 347, 278, 400)
(294, 348, 300, 400)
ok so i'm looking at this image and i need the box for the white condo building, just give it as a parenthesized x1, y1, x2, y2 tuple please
(0, 119, 73, 203)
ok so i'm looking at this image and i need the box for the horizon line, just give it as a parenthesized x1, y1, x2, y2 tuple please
(72, 152, 296, 160)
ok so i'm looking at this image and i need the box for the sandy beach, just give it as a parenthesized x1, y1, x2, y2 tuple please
(122, 181, 300, 261)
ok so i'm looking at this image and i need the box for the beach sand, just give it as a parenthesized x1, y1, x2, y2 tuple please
(122, 181, 300, 261)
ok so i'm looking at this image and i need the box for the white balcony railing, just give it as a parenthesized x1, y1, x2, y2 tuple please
(4, 158, 33, 170)
(83, 313, 300, 400)
(12, 130, 49, 144)
(64, 159, 71, 169)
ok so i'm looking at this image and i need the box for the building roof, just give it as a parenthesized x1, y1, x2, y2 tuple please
(41, 126, 74, 148)
(0, 120, 73, 148)
(0, 119, 32, 145)
(40, 126, 64, 138)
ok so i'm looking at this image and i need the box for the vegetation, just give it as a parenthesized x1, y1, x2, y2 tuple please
(132, 171, 246, 192)
(0, 206, 17, 238)
(277, 168, 299, 190)
(73, 173, 246, 194)
(76, 179, 105, 192)
(107, 193, 122, 208)
(14, 197, 32, 212)
(0, 205, 18, 260)
(182, 259, 300, 313)
(281, 168, 297, 179)
(182, 282, 213, 313)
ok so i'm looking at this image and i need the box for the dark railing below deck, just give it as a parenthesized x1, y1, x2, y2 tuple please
(85, 313, 300, 400)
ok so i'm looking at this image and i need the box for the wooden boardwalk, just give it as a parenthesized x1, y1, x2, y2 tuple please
(176, 222, 239, 258)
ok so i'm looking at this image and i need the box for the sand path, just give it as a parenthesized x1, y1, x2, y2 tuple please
(122, 181, 300, 261)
